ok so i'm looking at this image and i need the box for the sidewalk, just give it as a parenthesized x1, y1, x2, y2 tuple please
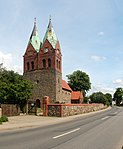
(0, 107, 111, 131)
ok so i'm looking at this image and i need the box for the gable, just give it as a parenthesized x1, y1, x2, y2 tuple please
(24, 43, 37, 57)
(71, 91, 83, 100)
(39, 39, 54, 54)
(62, 80, 72, 92)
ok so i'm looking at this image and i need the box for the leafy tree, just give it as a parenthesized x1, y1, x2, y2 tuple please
(66, 70, 91, 96)
(105, 93, 112, 106)
(0, 67, 33, 111)
(83, 96, 89, 103)
(90, 92, 107, 105)
(113, 88, 123, 105)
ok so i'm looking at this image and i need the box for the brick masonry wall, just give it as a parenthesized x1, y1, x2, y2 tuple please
(24, 69, 62, 104)
(62, 89, 71, 103)
(48, 104, 106, 117)
(48, 104, 61, 117)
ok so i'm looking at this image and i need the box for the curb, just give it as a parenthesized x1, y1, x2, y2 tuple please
(0, 107, 111, 132)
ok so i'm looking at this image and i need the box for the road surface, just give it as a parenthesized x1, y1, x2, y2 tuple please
(0, 106, 123, 149)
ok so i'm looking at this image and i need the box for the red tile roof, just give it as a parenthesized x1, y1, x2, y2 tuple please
(71, 91, 82, 100)
(62, 80, 72, 91)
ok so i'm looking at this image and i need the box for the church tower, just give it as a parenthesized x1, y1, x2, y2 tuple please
(23, 17, 62, 104)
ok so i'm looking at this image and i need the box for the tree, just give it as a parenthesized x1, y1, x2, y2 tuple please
(90, 92, 107, 105)
(105, 93, 112, 106)
(66, 70, 91, 96)
(113, 88, 123, 105)
(0, 67, 33, 111)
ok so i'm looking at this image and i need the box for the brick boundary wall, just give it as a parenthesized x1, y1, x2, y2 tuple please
(48, 104, 106, 117)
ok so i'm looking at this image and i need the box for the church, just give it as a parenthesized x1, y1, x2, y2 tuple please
(23, 17, 83, 112)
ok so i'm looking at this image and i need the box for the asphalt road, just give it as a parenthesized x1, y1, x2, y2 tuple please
(0, 106, 123, 149)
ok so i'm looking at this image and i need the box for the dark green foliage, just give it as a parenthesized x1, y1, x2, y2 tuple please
(90, 92, 112, 106)
(83, 96, 90, 103)
(66, 70, 91, 96)
(105, 93, 112, 106)
(1, 115, 8, 122)
(0, 118, 2, 124)
(0, 66, 33, 112)
(113, 88, 123, 106)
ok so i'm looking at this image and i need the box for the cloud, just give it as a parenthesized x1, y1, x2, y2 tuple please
(0, 51, 22, 74)
(113, 79, 123, 85)
(91, 55, 106, 62)
(0, 51, 12, 68)
(88, 83, 114, 95)
(97, 31, 104, 36)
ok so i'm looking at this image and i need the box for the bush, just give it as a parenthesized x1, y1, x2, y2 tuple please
(0, 118, 2, 124)
(1, 115, 8, 122)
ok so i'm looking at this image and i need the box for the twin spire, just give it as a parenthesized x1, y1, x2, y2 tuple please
(29, 17, 58, 52)
(29, 17, 41, 52)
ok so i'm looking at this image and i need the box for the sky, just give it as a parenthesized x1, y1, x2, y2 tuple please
(0, 0, 123, 95)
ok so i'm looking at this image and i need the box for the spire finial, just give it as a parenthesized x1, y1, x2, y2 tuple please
(49, 15, 51, 22)
(34, 17, 36, 26)
(48, 15, 52, 31)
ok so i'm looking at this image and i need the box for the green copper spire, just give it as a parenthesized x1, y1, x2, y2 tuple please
(28, 18, 41, 52)
(43, 16, 57, 48)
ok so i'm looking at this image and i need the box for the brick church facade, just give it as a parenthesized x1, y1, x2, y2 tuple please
(23, 18, 83, 111)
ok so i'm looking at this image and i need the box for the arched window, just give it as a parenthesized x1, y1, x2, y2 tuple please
(48, 58, 51, 67)
(59, 61, 61, 69)
(31, 61, 34, 70)
(27, 62, 30, 71)
(57, 60, 58, 69)
(43, 59, 46, 68)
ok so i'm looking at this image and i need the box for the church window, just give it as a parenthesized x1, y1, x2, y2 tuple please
(57, 60, 58, 68)
(59, 61, 61, 69)
(31, 61, 34, 70)
(27, 62, 30, 71)
(43, 59, 46, 68)
(37, 80, 39, 84)
(48, 58, 51, 67)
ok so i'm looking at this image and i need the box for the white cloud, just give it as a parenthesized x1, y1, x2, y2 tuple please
(91, 55, 106, 62)
(0, 51, 22, 74)
(0, 51, 12, 68)
(113, 79, 123, 85)
(88, 83, 114, 95)
(98, 31, 104, 36)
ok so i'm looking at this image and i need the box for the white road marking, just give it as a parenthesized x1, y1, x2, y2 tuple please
(53, 128, 80, 139)
(101, 116, 109, 120)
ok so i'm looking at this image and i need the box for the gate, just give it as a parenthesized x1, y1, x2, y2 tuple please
(1, 104, 20, 117)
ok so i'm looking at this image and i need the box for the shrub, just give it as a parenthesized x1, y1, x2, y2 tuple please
(0, 118, 2, 124)
(1, 115, 8, 122)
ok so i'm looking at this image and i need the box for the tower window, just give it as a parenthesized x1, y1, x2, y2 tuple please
(43, 59, 46, 68)
(48, 58, 51, 67)
(27, 62, 30, 71)
(57, 60, 58, 69)
(31, 61, 34, 70)
(59, 61, 61, 69)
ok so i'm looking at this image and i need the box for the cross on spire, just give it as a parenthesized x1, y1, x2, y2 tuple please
(34, 17, 36, 26)
(48, 15, 52, 31)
